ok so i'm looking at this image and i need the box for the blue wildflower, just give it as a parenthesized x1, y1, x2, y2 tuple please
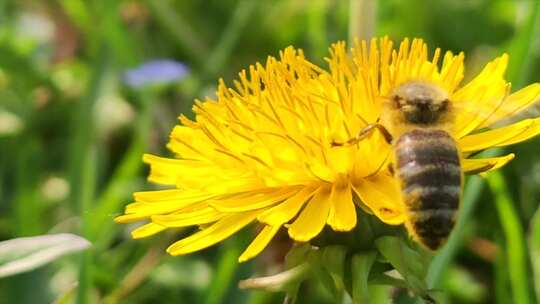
(123, 59, 189, 88)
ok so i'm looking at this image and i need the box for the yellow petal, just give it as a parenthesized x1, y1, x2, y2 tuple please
(238, 225, 281, 262)
(462, 153, 515, 174)
(209, 186, 301, 212)
(440, 50, 465, 92)
(459, 118, 540, 153)
(114, 213, 148, 223)
(116, 190, 217, 222)
(257, 186, 318, 226)
(351, 132, 392, 178)
(481, 83, 540, 128)
(203, 175, 266, 194)
(288, 187, 331, 242)
(167, 212, 258, 256)
(151, 207, 225, 227)
(352, 174, 405, 225)
(131, 223, 167, 239)
(143, 154, 185, 185)
(123, 201, 195, 219)
(167, 125, 216, 161)
(454, 83, 509, 138)
(490, 119, 540, 146)
(133, 189, 214, 203)
(327, 183, 356, 231)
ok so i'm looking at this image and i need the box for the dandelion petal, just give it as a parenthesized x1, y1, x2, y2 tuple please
(257, 187, 317, 226)
(238, 225, 281, 263)
(462, 154, 515, 175)
(459, 118, 540, 153)
(209, 187, 300, 212)
(132, 223, 167, 239)
(288, 188, 331, 242)
(151, 207, 224, 227)
(352, 175, 405, 225)
(327, 183, 356, 232)
(167, 212, 258, 256)
(483, 83, 540, 128)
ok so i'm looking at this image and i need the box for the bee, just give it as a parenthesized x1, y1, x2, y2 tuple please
(334, 80, 461, 250)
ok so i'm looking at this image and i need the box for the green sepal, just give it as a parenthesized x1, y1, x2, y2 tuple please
(285, 243, 312, 269)
(351, 251, 377, 304)
(320, 245, 347, 299)
(282, 244, 314, 303)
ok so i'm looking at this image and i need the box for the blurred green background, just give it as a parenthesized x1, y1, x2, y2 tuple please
(0, 0, 539, 303)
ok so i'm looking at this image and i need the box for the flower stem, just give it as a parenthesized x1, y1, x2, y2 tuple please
(103, 245, 163, 304)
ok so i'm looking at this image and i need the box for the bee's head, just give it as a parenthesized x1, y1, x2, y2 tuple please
(390, 81, 450, 125)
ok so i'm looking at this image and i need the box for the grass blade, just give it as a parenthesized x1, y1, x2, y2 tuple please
(0, 234, 90, 278)
(529, 204, 540, 301)
(487, 171, 531, 304)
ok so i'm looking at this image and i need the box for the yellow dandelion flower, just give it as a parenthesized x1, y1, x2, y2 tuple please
(116, 37, 540, 262)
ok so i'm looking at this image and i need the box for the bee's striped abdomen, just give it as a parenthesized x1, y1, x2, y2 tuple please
(395, 129, 462, 250)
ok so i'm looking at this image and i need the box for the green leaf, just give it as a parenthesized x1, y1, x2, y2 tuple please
(375, 236, 429, 296)
(52, 282, 79, 304)
(351, 251, 377, 304)
(238, 264, 310, 292)
(0, 233, 91, 278)
(369, 273, 408, 289)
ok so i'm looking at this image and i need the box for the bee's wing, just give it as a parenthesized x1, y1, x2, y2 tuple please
(453, 84, 540, 134)
(489, 98, 540, 128)
(451, 86, 540, 161)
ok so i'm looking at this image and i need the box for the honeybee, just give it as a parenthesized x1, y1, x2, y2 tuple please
(334, 80, 461, 250)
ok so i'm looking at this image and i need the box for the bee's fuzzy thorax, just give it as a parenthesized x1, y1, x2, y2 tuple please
(380, 81, 457, 139)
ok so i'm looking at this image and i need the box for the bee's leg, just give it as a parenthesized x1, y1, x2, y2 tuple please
(376, 124, 393, 144)
(331, 123, 393, 146)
